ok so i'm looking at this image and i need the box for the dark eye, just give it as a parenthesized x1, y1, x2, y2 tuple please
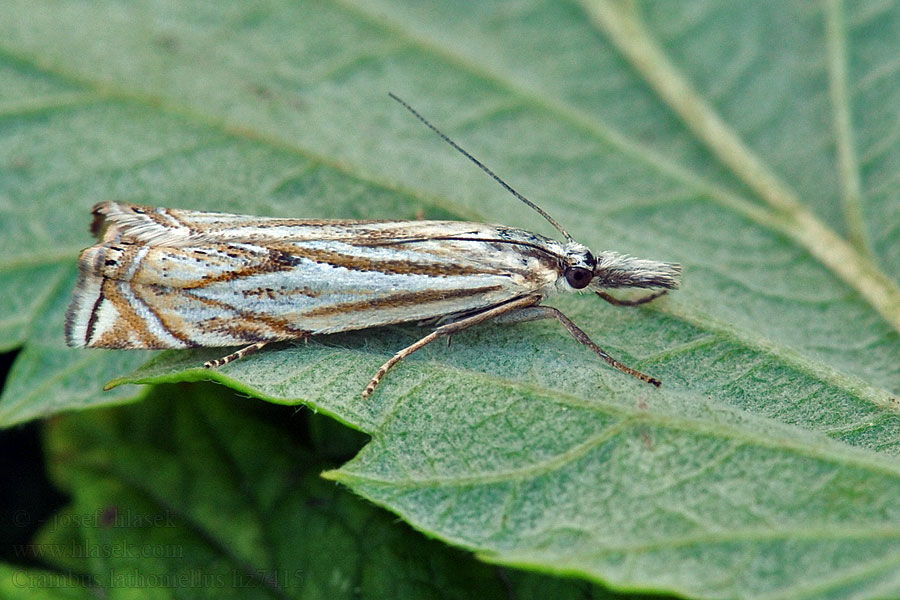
(565, 267, 593, 289)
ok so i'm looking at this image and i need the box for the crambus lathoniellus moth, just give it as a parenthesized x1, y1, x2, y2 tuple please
(66, 94, 681, 398)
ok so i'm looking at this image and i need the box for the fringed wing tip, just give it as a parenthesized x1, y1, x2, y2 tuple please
(87, 201, 195, 246)
(90, 203, 110, 238)
(92, 200, 138, 233)
(64, 302, 85, 347)
(64, 267, 102, 348)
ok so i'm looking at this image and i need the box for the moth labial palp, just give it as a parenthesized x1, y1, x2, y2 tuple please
(64, 94, 681, 398)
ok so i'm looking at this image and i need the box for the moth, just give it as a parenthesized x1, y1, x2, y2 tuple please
(66, 94, 681, 398)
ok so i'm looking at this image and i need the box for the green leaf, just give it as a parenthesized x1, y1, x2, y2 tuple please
(1, 1, 900, 598)
(28, 384, 609, 599)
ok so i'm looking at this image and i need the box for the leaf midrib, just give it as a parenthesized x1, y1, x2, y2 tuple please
(825, 0, 869, 256)
(335, 0, 900, 344)
(580, 0, 900, 335)
(332, 0, 793, 235)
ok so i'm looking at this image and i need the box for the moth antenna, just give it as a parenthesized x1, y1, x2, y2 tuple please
(389, 93, 574, 243)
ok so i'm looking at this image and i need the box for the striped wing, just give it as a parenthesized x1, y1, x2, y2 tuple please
(66, 202, 563, 349)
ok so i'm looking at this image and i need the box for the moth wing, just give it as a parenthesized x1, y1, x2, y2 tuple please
(90, 201, 492, 246)
(68, 204, 563, 350)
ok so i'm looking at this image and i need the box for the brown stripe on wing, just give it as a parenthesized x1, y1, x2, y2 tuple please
(263, 242, 499, 277)
(129, 283, 195, 347)
(188, 216, 386, 231)
(80, 244, 112, 344)
(78, 243, 174, 348)
(178, 246, 305, 289)
(97, 244, 149, 280)
(173, 243, 499, 292)
(92, 280, 165, 348)
(145, 204, 195, 233)
(177, 288, 310, 341)
(302, 285, 506, 318)
(83, 285, 106, 346)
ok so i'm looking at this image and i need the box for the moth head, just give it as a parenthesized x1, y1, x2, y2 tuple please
(561, 242, 596, 290)
(590, 250, 681, 290)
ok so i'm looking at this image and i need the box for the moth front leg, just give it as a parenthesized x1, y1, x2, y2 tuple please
(495, 305, 661, 387)
(363, 295, 542, 399)
(596, 289, 668, 307)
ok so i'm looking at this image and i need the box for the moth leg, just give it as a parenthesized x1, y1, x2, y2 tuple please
(596, 289, 668, 307)
(204, 342, 268, 369)
(496, 306, 661, 387)
(363, 295, 541, 399)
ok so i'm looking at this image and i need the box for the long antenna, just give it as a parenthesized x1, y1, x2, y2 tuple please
(388, 93, 574, 243)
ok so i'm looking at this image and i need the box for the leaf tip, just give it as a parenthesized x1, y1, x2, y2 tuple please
(319, 469, 343, 482)
(103, 378, 123, 391)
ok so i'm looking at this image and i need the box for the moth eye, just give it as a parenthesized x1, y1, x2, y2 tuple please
(565, 267, 593, 289)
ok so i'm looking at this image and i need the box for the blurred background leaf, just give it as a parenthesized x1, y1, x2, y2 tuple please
(0, 385, 610, 599)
